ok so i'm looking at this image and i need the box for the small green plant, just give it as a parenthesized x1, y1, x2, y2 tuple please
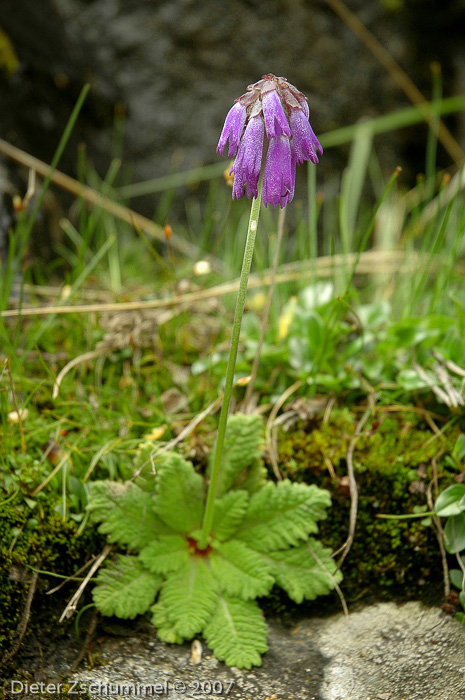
(87, 413, 340, 668)
(379, 479, 465, 620)
(434, 484, 465, 623)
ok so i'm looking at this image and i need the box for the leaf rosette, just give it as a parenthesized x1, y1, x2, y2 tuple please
(88, 413, 341, 668)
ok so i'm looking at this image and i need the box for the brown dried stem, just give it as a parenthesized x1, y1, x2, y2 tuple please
(2, 250, 458, 319)
(0, 568, 39, 669)
(337, 406, 372, 567)
(326, 0, 464, 163)
(0, 138, 212, 263)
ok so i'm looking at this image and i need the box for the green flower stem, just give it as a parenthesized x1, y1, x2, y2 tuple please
(199, 178, 263, 550)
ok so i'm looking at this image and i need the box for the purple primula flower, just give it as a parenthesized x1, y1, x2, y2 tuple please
(231, 115, 265, 200)
(262, 89, 292, 139)
(217, 101, 247, 158)
(289, 109, 323, 165)
(217, 73, 322, 208)
(280, 154, 297, 208)
(263, 135, 293, 208)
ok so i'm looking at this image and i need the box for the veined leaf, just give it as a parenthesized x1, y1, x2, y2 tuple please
(209, 414, 266, 496)
(158, 558, 219, 638)
(139, 534, 189, 574)
(265, 539, 342, 603)
(203, 595, 268, 669)
(234, 480, 331, 552)
(212, 490, 249, 540)
(153, 452, 205, 532)
(210, 540, 274, 600)
(87, 481, 174, 550)
(92, 555, 161, 618)
(444, 513, 465, 554)
(435, 484, 465, 517)
(237, 459, 267, 495)
(151, 599, 184, 644)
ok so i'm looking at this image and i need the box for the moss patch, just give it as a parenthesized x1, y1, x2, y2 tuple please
(0, 497, 103, 658)
(277, 407, 461, 601)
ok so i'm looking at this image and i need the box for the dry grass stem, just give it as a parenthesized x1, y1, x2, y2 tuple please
(0, 137, 214, 264)
(306, 541, 349, 617)
(47, 554, 104, 596)
(418, 165, 465, 226)
(0, 568, 39, 668)
(337, 406, 372, 567)
(59, 545, 113, 622)
(145, 397, 222, 464)
(266, 380, 303, 481)
(2, 250, 458, 319)
(31, 439, 83, 496)
(52, 349, 108, 399)
(326, 0, 464, 162)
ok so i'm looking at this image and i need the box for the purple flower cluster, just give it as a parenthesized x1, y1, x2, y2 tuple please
(217, 74, 323, 209)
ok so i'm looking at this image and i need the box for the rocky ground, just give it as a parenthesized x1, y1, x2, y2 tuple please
(3, 601, 465, 700)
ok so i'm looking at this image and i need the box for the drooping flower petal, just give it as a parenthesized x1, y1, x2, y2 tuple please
(289, 109, 323, 165)
(242, 117, 265, 198)
(262, 135, 292, 209)
(217, 102, 247, 157)
(262, 90, 292, 139)
(231, 116, 265, 200)
(279, 154, 296, 208)
(231, 152, 245, 201)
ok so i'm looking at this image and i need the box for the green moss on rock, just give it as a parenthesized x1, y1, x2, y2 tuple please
(277, 408, 460, 601)
(0, 497, 102, 656)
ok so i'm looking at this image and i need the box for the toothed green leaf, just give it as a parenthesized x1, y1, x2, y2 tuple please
(93, 555, 161, 618)
(153, 452, 205, 532)
(89, 407, 340, 670)
(265, 539, 343, 603)
(212, 490, 249, 540)
(237, 459, 267, 494)
(209, 414, 266, 497)
(139, 534, 189, 574)
(120, 441, 158, 492)
(151, 599, 184, 644)
(235, 480, 331, 552)
(210, 540, 274, 599)
(203, 596, 267, 669)
(158, 559, 219, 638)
(87, 481, 174, 550)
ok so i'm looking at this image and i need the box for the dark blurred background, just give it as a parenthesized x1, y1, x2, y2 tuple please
(0, 0, 464, 206)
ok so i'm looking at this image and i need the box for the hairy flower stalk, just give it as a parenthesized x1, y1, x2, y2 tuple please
(217, 73, 323, 208)
(199, 75, 322, 549)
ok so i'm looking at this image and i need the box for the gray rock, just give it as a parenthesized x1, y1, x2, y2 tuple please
(67, 602, 465, 700)
(0, 0, 464, 197)
(317, 601, 465, 700)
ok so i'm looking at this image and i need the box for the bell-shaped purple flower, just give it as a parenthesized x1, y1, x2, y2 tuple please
(280, 154, 297, 208)
(217, 74, 322, 209)
(217, 102, 247, 158)
(289, 109, 323, 165)
(231, 115, 265, 200)
(262, 89, 292, 139)
(262, 135, 293, 208)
